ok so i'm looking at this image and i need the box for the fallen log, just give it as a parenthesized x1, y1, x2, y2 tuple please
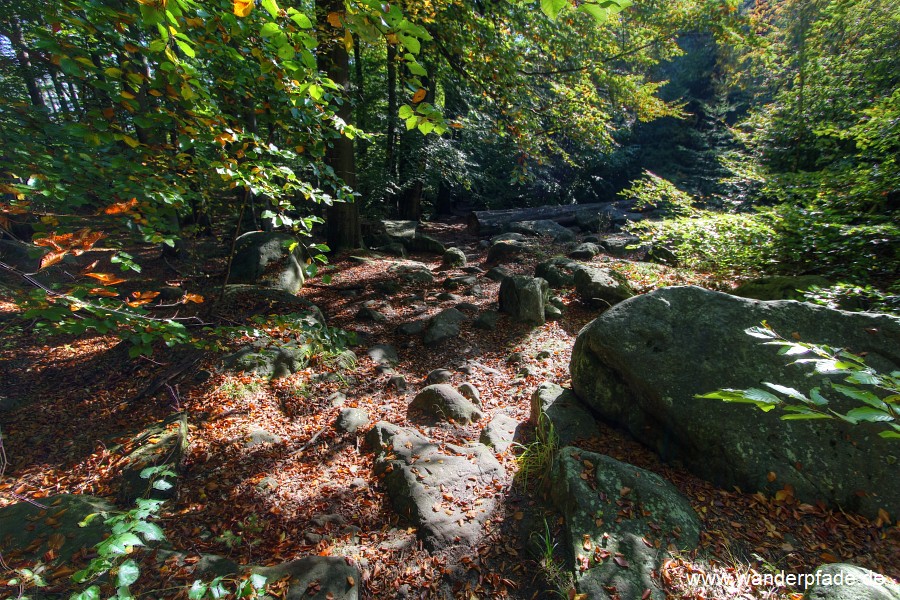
(467, 203, 608, 235)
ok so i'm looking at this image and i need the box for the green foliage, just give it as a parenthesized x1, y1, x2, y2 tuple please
(802, 284, 900, 316)
(69, 468, 267, 600)
(697, 323, 900, 440)
(618, 170, 696, 216)
(627, 209, 777, 275)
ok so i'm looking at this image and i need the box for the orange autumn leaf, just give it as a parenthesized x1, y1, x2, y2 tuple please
(40, 250, 67, 269)
(234, 0, 253, 17)
(85, 272, 127, 285)
(182, 293, 204, 304)
(102, 198, 138, 215)
(131, 291, 160, 300)
(126, 299, 153, 307)
(88, 288, 119, 297)
(327, 11, 343, 27)
(412, 88, 427, 104)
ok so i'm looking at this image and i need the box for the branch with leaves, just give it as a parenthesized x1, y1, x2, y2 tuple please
(697, 323, 900, 440)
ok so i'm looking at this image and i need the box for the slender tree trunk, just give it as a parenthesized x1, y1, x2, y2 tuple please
(9, 19, 45, 108)
(386, 42, 398, 179)
(353, 35, 368, 159)
(318, 0, 361, 250)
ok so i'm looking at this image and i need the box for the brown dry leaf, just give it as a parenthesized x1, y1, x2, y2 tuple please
(412, 88, 427, 104)
(513, 511, 524, 520)
(183, 293, 204, 304)
(347, 576, 355, 587)
(327, 11, 343, 27)
(767, 471, 777, 482)
(89, 288, 119, 297)
(582, 534, 592, 551)
(102, 197, 138, 215)
(613, 555, 629, 568)
(877, 508, 891, 525)
(40, 250, 67, 269)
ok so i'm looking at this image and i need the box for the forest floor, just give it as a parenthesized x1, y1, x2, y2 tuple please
(1, 219, 898, 599)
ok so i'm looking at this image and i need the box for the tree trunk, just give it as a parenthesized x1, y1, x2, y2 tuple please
(318, 0, 361, 250)
(8, 19, 45, 108)
(386, 42, 398, 179)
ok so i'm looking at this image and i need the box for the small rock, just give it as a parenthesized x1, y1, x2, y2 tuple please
(426, 368, 453, 385)
(193, 369, 212, 383)
(335, 408, 370, 434)
(485, 266, 513, 282)
(388, 375, 408, 391)
(367, 344, 399, 367)
(803, 564, 900, 600)
(462, 266, 484, 274)
(544, 304, 562, 321)
(328, 392, 347, 407)
(396, 320, 428, 336)
(479, 415, 519, 453)
(568, 242, 600, 260)
(536, 350, 552, 360)
(487, 239, 530, 264)
(423, 308, 467, 346)
(457, 383, 480, 405)
(473, 310, 501, 330)
(409, 384, 483, 425)
(442, 247, 467, 268)
(455, 302, 480, 313)
(436, 292, 462, 302)
(499, 275, 550, 324)
(507, 352, 524, 364)
(444, 275, 477, 290)
(246, 426, 282, 447)
(356, 306, 387, 323)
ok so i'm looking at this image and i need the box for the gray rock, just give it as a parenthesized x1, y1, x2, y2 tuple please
(531, 383, 600, 445)
(436, 292, 463, 302)
(397, 320, 428, 336)
(507, 352, 525, 364)
(485, 265, 513, 282)
(444, 275, 477, 290)
(376, 242, 408, 258)
(573, 265, 635, 309)
(251, 557, 361, 600)
(218, 285, 325, 325)
(424, 308, 467, 346)
(733, 275, 832, 301)
(803, 564, 900, 600)
(442, 247, 468, 268)
(570, 285, 900, 517)
(569, 242, 601, 260)
(0, 495, 117, 566)
(487, 239, 530, 264)
(159, 285, 185, 302)
(374, 280, 402, 295)
(550, 296, 565, 309)
(499, 275, 550, 324)
(365, 423, 504, 549)
(462, 266, 484, 274)
(409, 233, 446, 255)
(551, 447, 701, 600)
(575, 210, 611, 233)
(545, 304, 563, 321)
(457, 383, 481, 405)
(335, 408, 370, 433)
(388, 375, 408, 391)
(646, 244, 677, 266)
(511, 219, 577, 243)
(367, 344, 399, 367)
(119, 413, 188, 503)
(598, 233, 643, 257)
(246, 426, 282, 447)
(230, 231, 305, 293)
(474, 310, 501, 330)
(328, 392, 347, 407)
(389, 262, 435, 284)
(223, 343, 310, 379)
(356, 306, 388, 323)
(409, 384, 483, 425)
(455, 302, 480, 313)
(479, 415, 519, 453)
(426, 368, 453, 385)
(535, 257, 580, 288)
(490, 232, 528, 244)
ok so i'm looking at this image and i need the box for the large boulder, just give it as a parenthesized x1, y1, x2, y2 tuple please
(423, 308, 467, 346)
(803, 563, 900, 600)
(486, 239, 531, 264)
(251, 557, 361, 600)
(551, 447, 701, 599)
(366, 423, 504, 549)
(573, 266, 635, 309)
(230, 232, 305, 293)
(499, 275, 550, 324)
(570, 285, 900, 517)
(0, 495, 117, 566)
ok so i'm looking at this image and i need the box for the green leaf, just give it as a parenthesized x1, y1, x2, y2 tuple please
(277, 44, 295, 61)
(117, 559, 141, 588)
(762, 382, 808, 402)
(809, 387, 830, 407)
(745, 325, 778, 339)
(260, 22, 281, 38)
(152, 478, 174, 491)
(577, 4, 609, 23)
(844, 407, 894, 423)
(71, 585, 102, 600)
(830, 384, 888, 409)
(250, 573, 267, 589)
(397, 33, 419, 54)
(103, 532, 144, 555)
(290, 12, 312, 28)
(417, 121, 434, 135)
(132, 521, 166, 542)
(407, 61, 427, 76)
(781, 413, 833, 420)
(405, 116, 419, 130)
(879, 431, 900, 439)
(175, 39, 195, 58)
(261, 0, 279, 18)
(398, 105, 414, 119)
(540, 0, 568, 19)
(188, 580, 208, 600)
